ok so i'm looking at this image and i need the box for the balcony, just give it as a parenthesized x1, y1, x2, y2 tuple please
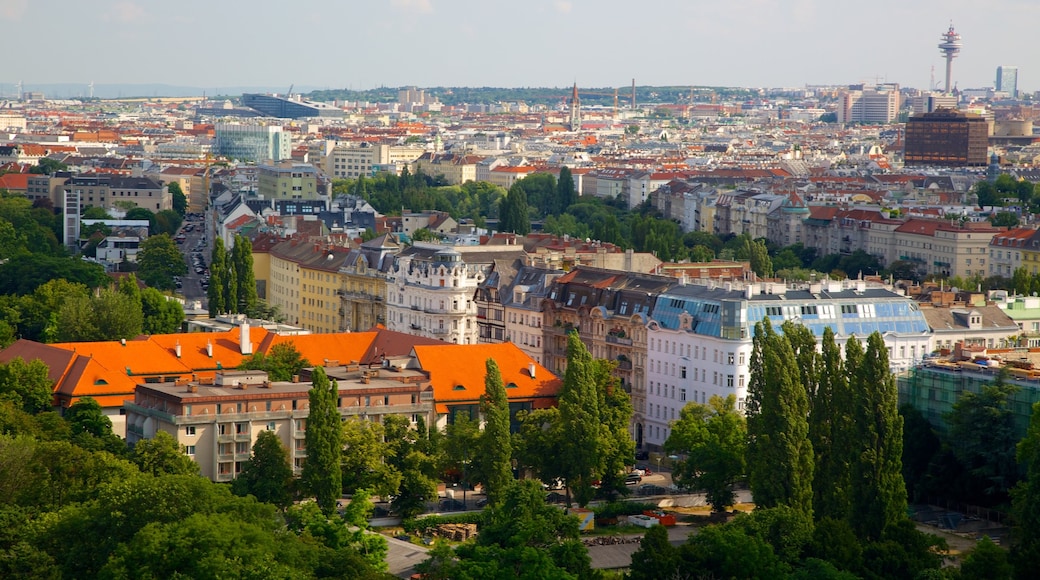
(430, 327, 450, 335)
(606, 334, 633, 346)
(410, 304, 421, 311)
(410, 323, 422, 330)
(616, 360, 633, 371)
(425, 307, 449, 314)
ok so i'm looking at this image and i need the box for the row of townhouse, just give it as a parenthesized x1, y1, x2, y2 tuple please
(0, 325, 559, 482)
(803, 208, 1003, 279)
(472, 262, 935, 450)
(988, 226, 1040, 278)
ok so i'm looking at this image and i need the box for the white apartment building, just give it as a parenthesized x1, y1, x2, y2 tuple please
(642, 279, 932, 450)
(386, 244, 524, 344)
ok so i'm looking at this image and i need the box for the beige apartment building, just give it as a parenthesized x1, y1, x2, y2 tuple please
(125, 367, 434, 481)
(325, 142, 425, 179)
(258, 162, 321, 200)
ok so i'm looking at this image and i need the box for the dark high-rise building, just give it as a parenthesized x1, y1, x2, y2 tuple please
(904, 109, 988, 167)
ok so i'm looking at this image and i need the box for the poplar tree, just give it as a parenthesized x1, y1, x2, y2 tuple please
(558, 331, 601, 507)
(849, 332, 907, 540)
(811, 327, 852, 521)
(1011, 402, 1040, 575)
(302, 367, 342, 515)
(232, 234, 258, 314)
(556, 166, 576, 214)
(746, 320, 814, 516)
(480, 358, 513, 507)
(207, 237, 227, 316)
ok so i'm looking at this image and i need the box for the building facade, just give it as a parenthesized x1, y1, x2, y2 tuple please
(215, 123, 291, 163)
(258, 162, 321, 200)
(904, 109, 989, 167)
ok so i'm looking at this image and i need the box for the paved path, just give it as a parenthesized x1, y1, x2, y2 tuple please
(383, 534, 430, 579)
(586, 524, 696, 570)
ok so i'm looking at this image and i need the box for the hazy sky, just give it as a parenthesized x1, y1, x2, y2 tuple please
(1, 0, 1035, 93)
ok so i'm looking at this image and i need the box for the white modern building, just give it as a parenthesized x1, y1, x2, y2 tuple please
(642, 279, 931, 450)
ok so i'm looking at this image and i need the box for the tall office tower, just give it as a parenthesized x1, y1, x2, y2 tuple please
(938, 24, 962, 95)
(996, 66, 1019, 98)
(904, 109, 989, 167)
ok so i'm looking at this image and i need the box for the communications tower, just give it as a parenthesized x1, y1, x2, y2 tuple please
(938, 23, 962, 95)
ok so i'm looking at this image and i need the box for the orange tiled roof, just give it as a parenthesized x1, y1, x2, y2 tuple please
(412, 342, 560, 407)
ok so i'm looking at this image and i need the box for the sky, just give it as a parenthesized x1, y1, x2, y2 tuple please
(1, 0, 1036, 94)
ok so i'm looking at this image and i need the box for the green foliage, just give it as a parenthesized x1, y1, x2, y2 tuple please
(421, 479, 594, 579)
(0, 357, 53, 414)
(167, 181, 187, 217)
(811, 328, 853, 521)
(960, 536, 1012, 580)
(850, 332, 908, 541)
(900, 404, 941, 504)
(64, 397, 112, 438)
(1011, 401, 1040, 575)
(384, 414, 438, 518)
(136, 234, 187, 291)
(208, 236, 227, 316)
(947, 369, 1020, 506)
(56, 289, 143, 342)
(628, 524, 679, 580)
(678, 522, 790, 578)
(411, 227, 437, 241)
(990, 211, 1020, 228)
(302, 367, 343, 515)
(806, 517, 863, 574)
(232, 430, 293, 509)
(341, 417, 400, 498)
(747, 319, 814, 516)
(498, 180, 531, 234)
(237, 343, 309, 382)
(132, 430, 199, 476)
(479, 358, 513, 507)
(0, 254, 107, 295)
(139, 287, 184, 334)
(153, 209, 183, 237)
(665, 394, 746, 512)
(31, 158, 68, 176)
(231, 234, 258, 314)
(557, 332, 602, 507)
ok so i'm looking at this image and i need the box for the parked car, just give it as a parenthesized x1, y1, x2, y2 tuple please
(625, 473, 642, 485)
(439, 499, 466, 511)
(630, 468, 646, 477)
(475, 497, 489, 508)
(637, 483, 667, 496)
(635, 450, 650, 460)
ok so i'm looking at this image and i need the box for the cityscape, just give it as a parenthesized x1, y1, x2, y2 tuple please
(3, 5, 1040, 578)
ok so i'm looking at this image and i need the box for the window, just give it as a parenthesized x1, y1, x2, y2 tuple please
(680, 366, 687, 379)
(185, 445, 196, 456)
(236, 442, 249, 454)
(185, 426, 196, 436)
(680, 388, 686, 401)
(727, 352, 735, 365)
(727, 375, 734, 388)
(267, 422, 276, 431)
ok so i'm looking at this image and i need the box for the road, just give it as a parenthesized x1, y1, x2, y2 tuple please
(175, 213, 211, 309)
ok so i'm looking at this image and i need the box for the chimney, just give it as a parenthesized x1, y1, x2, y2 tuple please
(240, 321, 252, 355)
(206, 341, 213, 357)
(174, 341, 182, 358)
(120, 338, 126, 346)
(187, 384, 198, 393)
(528, 363, 536, 378)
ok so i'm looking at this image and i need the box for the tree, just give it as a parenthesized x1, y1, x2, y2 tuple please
(0, 357, 53, 414)
(665, 394, 746, 513)
(746, 320, 814, 516)
(678, 522, 789, 579)
(132, 430, 199, 476)
(237, 343, 309, 382)
(384, 415, 438, 518)
(479, 358, 513, 507)
(556, 166, 577, 214)
(848, 332, 907, 541)
(31, 158, 67, 176)
(948, 368, 1020, 506)
(167, 182, 187, 217)
(231, 234, 258, 314)
(411, 227, 437, 242)
(810, 327, 853, 521)
(153, 209, 183, 237)
(1012, 402, 1040, 575)
(421, 480, 594, 579)
(990, 211, 1020, 228)
(960, 536, 1012, 580)
(139, 287, 184, 335)
(63, 396, 112, 438)
(341, 417, 400, 498)
(136, 234, 187, 291)
(232, 430, 293, 509)
(557, 331, 602, 507)
(498, 181, 531, 235)
(208, 237, 228, 316)
(302, 367, 342, 515)
(593, 357, 635, 501)
(628, 524, 679, 580)
(56, 290, 143, 342)
(900, 404, 941, 503)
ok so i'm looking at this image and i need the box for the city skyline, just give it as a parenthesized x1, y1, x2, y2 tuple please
(0, 0, 1035, 94)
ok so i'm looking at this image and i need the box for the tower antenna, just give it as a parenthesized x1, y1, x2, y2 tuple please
(937, 23, 962, 95)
